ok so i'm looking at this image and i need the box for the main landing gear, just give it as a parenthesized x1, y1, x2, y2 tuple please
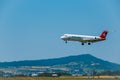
(81, 42, 91, 45)
(81, 43, 84, 45)
(88, 42, 91, 45)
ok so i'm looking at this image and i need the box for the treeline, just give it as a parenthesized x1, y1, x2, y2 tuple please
(36, 71, 120, 77)
(1, 71, 120, 77)
(99, 70, 120, 76)
(37, 72, 71, 77)
(89, 70, 120, 76)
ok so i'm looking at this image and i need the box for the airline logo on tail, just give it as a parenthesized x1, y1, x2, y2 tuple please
(99, 30, 108, 39)
(61, 30, 108, 45)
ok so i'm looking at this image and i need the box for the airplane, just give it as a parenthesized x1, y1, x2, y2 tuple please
(61, 30, 108, 45)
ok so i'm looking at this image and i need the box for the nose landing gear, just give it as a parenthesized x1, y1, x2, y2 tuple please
(65, 40, 67, 43)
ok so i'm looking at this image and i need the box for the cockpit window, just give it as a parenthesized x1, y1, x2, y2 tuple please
(64, 34, 67, 37)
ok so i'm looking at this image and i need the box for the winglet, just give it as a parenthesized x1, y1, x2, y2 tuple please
(99, 30, 108, 39)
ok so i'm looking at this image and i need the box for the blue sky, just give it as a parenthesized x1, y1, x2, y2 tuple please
(0, 0, 120, 64)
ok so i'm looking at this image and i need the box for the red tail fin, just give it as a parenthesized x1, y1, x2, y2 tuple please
(99, 30, 108, 39)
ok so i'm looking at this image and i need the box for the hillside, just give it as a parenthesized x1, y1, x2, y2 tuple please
(0, 54, 120, 71)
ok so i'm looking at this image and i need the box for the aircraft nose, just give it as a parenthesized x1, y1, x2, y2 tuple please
(61, 35, 68, 40)
(61, 34, 69, 40)
(61, 36, 65, 40)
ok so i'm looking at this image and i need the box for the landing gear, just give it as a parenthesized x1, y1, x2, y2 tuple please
(81, 42, 91, 45)
(65, 40, 67, 43)
(88, 42, 91, 45)
(81, 43, 84, 45)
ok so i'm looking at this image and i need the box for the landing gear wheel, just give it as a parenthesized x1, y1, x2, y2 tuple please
(82, 43, 84, 45)
(88, 42, 91, 45)
(65, 40, 67, 43)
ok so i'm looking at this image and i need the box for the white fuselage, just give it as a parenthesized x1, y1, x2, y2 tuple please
(61, 34, 104, 43)
(61, 30, 108, 45)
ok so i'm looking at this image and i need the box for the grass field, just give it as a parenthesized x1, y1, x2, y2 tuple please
(0, 76, 120, 80)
